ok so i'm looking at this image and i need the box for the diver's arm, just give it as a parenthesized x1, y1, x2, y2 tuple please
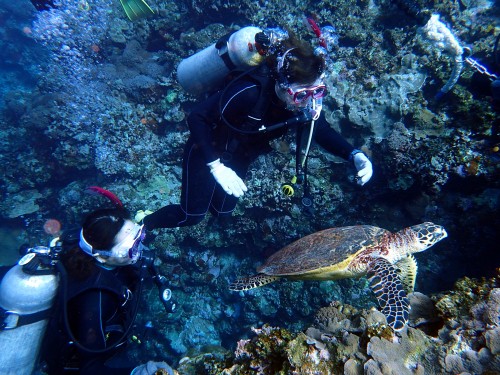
(313, 114, 373, 185)
(313, 114, 355, 159)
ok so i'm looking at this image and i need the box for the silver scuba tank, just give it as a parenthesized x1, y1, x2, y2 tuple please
(0, 247, 59, 375)
(177, 26, 265, 96)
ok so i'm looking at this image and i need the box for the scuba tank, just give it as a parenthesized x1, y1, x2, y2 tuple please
(177, 26, 265, 95)
(0, 245, 60, 375)
(177, 26, 288, 96)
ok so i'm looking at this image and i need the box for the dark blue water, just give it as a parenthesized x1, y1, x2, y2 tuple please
(1, 0, 499, 370)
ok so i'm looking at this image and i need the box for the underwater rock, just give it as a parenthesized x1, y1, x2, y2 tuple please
(485, 327, 500, 355)
(1, 189, 42, 218)
(343, 71, 427, 140)
(408, 292, 442, 329)
(174, 316, 221, 354)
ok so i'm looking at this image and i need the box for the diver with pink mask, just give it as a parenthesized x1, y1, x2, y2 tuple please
(141, 28, 373, 229)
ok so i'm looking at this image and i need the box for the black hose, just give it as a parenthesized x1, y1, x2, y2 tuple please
(55, 261, 143, 354)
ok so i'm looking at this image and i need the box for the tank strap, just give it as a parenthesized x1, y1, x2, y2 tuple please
(215, 33, 237, 71)
(0, 306, 52, 330)
(243, 65, 274, 129)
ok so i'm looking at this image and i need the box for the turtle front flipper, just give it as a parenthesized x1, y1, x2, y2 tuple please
(395, 255, 418, 294)
(367, 258, 410, 331)
(229, 274, 279, 291)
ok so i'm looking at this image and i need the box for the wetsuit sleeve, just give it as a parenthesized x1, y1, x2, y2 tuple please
(313, 113, 355, 160)
(187, 81, 260, 163)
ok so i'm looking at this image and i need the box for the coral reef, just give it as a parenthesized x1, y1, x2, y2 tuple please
(176, 271, 500, 374)
(0, 0, 498, 369)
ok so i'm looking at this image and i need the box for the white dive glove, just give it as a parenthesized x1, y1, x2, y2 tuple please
(351, 150, 373, 186)
(131, 360, 175, 375)
(207, 158, 247, 197)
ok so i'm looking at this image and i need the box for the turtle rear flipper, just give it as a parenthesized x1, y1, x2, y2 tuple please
(368, 258, 410, 331)
(229, 274, 279, 291)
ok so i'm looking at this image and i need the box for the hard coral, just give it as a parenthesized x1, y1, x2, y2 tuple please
(366, 328, 431, 375)
(234, 325, 294, 374)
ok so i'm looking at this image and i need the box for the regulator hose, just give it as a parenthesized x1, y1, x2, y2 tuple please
(55, 261, 143, 354)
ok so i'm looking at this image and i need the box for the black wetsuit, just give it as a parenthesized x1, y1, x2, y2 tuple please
(42, 261, 141, 374)
(144, 76, 356, 230)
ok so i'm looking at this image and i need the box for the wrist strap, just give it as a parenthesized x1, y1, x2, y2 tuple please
(349, 149, 362, 161)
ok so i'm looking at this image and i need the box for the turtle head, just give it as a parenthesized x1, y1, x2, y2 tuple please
(409, 222, 448, 251)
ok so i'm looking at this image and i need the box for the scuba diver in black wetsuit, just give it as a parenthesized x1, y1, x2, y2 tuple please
(39, 208, 172, 375)
(0, 191, 176, 375)
(141, 30, 373, 230)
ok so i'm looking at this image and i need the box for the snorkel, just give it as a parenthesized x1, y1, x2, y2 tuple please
(300, 16, 338, 121)
(280, 17, 339, 215)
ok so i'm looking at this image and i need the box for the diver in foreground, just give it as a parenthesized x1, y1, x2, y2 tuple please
(140, 28, 373, 230)
(0, 189, 176, 375)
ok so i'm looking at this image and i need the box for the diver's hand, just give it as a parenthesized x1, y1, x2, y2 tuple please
(131, 360, 175, 375)
(207, 159, 247, 197)
(352, 151, 373, 186)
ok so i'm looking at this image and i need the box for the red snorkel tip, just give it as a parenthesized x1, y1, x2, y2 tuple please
(305, 16, 328, 49)
(85, 186, 124, 207)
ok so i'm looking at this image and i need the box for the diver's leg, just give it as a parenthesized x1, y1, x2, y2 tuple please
(144, 139, 216, 229)
(209, 155, 251, 218)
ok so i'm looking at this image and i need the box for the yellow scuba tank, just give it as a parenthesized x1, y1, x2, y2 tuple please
(0, 246, 60, 375)
(177, 26, 266, 96)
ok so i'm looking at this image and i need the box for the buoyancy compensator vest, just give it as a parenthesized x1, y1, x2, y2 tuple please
(218, 64, 314, 135)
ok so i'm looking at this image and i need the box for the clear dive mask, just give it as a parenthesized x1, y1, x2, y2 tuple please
(286, 83, 327, 104)
(79, 223, 146, 264)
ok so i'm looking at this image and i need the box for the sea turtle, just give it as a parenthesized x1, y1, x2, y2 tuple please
(229, 222, 447, 331)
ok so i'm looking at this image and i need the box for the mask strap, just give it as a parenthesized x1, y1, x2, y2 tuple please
(79, 229, 96, 256)
(79, 229, 110, 259)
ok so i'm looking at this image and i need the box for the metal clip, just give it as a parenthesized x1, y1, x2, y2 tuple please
(465, 57, 499, 81)
(1, 311, 20, 330)
(217, 41, 229, 57)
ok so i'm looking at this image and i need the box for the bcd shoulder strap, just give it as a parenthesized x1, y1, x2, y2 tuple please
(66, 267, 129, 304)
(220, 64, 274, 134)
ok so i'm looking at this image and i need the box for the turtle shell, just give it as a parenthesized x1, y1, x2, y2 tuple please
(257, 225, 390, 276)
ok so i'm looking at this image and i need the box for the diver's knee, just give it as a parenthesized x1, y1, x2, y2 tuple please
(184, 215, 205, 226)
(209, 205, 233, 218)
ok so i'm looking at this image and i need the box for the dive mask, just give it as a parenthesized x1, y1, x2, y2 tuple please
(79, 223, 146, 263)
(286, 83, 327, 104)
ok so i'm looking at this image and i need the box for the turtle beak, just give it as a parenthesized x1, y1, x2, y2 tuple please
(425, 223, 447, 247)
(432, 225, 448, 243)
